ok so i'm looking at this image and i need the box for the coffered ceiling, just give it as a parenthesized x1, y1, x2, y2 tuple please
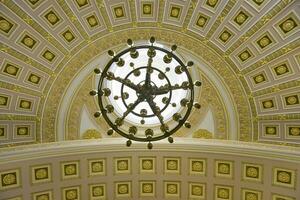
(0, 0, 299, 147)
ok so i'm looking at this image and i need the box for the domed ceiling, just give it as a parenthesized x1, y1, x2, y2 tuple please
(0, 0, 299, 147)
(0, 0, 300, 199)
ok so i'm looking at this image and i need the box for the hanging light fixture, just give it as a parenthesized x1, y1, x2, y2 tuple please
(90, 37, 201, 149)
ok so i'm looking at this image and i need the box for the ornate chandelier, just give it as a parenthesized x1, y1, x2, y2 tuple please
(90, 37, 201, 149)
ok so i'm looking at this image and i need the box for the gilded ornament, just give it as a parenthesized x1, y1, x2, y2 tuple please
(263, 100, 273, 108)
(282, 19, 295, 32)
(47, 13, 58, 24)
(142, 160, 152, 170)
(64, 32, 73, 41)
(36, 194, 49, 200)
(290, 127, 300, 136)
(143, 5, 151, 14)
(82, 129, 101, 139)
(76, 0, 87, 6)
(5, 65, 17, 75)
(92, 162, 103, 172)
(192, 185, 202, 195)
(88, 17, 97, 26)
(245, 192, 257, 200)
(0, 96, 7, 105)
(277, 171, 291, 183)
(220, 32, 230, 41)
(114, 8, 124, 18)
(35, 168, 47, 179)
(192, 161, 203, 171)
(197, 17, 206, 27)
(167, 184, 177, 194)
(66, 190, 77, 199)
(2, 173, 16, 185)
(23, 37, 34, 47)
(118, 185, 128, 194)
(65, 165, 76, 175)
(29, 74, 40, 83)
(17, 127, 28, 135)
(254, 75, 264, 83)
(246, 167, 258, 178)
(218, 163, 229, 174)
(20, 100, 30, 109)
(286, 96, 298, 105)
(142, 184, 152, 193)
(240, 52, 250, 61)
(259, 36, 270, 48)
(44, 51, 54, 60)
(171, 8, 180, 17)
(117, 161, 128, 170)
(193, 129, 213, 139)
(0, 19, 11, 32)
(0, 128, 4, 136)
(218, 188, 229, 198)
(167, 160, 177, 170)
(266, 127, 276, 135)
(236, 13, 247, 24)
(93, 186, 103, 196)
(207, 0, 218, 6)
(275, 65, 287, 75)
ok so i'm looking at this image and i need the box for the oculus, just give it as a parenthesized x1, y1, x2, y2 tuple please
(91, 37, 201, 149)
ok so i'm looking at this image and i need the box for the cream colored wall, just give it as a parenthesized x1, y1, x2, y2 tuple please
(0, 139, 299, 200)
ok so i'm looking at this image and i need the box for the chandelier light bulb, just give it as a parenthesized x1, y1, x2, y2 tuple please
(184, 121, 191, 128)
(105, 105, 114, 113)
(145, 129, 154, 137)
(194, 80, 202, 87)
(106, 72, 114, 80)
(89, 90, 97, 96)
(168, 137, 174, 143)
(160, 124, 169, 132)
(147, 142, 153, 149)
(115, 118, 124, 126)
(107, 128, 114, 135)
(127, 39, 133, 46)
(163, 53, 172, 63)
(129, 126, 137, 134)
(147, 47, 156, 58)
(126, 140, 132, 147)
(116, 58, 125, 67)
(130, 48, 139, 59)
(108, 50, 115, 57)
(149, 36, 155, 43)
(140, 109, 148, 117)
(180, 98, 189, 107)
(171, 44, 177, 51)
(175, 66, 182, 74)
(194, 102, 201, 109)
(94, 68, 101, 74)
(94, 111, 101, 118)
(187, 61, 194, 67)
(102, 88, 111, 96)
(133, 69, 141, 76)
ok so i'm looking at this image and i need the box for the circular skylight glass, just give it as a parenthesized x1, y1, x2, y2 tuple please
(105, 46, 188, 126)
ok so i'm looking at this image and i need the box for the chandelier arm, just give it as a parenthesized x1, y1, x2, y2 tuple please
(111, 76, 141, 92)
(145, 58, 153, 87)
(120, 96, 145, 121)
(151, 85, 191, 95)
(145, 95, 165, 125)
